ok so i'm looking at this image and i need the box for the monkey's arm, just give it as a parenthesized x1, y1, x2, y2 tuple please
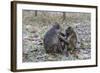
(60, 32, 66, 37)
(58, 34, 68, 44)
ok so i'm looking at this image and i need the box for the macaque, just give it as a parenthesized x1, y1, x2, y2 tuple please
(65, 27, 77, 54)
(44, 22, 64, 54)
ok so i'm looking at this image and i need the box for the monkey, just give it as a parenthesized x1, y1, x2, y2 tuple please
(43, 22, 64, 54)
(65, 26, 78, 54)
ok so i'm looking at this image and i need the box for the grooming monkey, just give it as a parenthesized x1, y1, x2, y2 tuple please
(65, 26, 78, 56)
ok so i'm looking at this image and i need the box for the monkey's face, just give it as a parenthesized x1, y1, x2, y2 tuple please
(65, 27, 73, 36)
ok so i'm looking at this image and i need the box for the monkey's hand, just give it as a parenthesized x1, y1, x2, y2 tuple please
(60, 32, 66, 37)
(58, 34, 68, 44)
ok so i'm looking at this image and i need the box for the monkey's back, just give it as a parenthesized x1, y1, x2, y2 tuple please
(43, 27, 60, 53)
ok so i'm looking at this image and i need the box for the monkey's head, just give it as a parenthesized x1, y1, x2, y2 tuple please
(65, 26, 73, 36)
(53, 22, 60, 29)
